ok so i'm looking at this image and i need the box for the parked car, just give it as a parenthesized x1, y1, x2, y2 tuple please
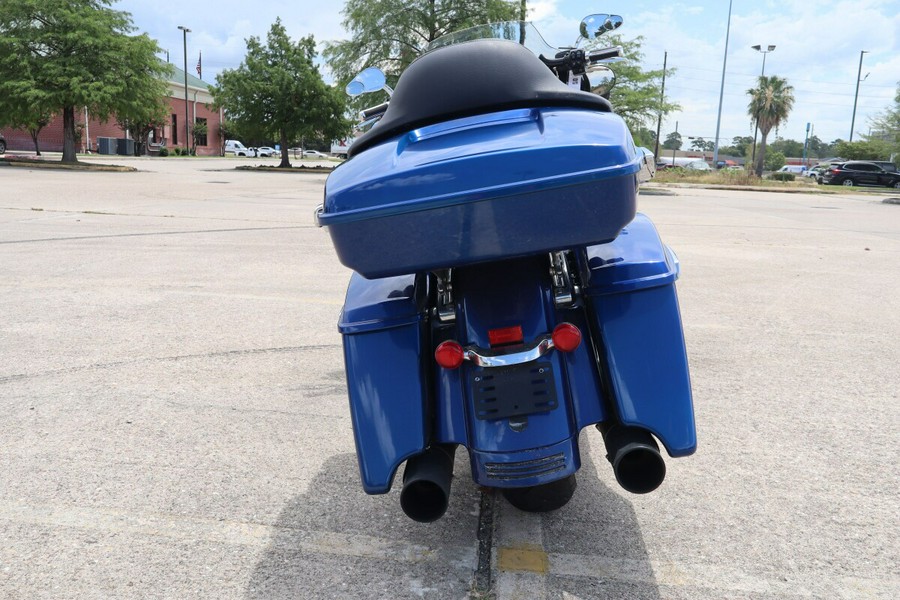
(251, 146, 277, 157)
(871, 160, 898, 173)
(224, 139, 251, 157)
(820, 161, 900, 188)
(778, 165, 807, 175)
(303, 150, 329, 158)
(0, 133, 6, 154)
(656, 157, 711, 170)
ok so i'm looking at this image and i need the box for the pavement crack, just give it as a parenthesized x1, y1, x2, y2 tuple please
(0, 344, 341, 384)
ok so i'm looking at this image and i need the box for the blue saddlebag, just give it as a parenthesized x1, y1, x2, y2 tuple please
(583, 214, 697, 456)
(338, 273, 429, 493)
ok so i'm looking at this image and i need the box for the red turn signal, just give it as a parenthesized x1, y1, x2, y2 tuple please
(435, 341, 465, 369)
(552, 323, 582, 353)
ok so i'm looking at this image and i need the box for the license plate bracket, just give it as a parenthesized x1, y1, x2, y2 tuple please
(471, 361, 558, 421)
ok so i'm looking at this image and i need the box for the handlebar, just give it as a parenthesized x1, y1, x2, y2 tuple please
(540, 45, 622, 77)
(588, 45, 622, 63)
(360, 102, 389, 120)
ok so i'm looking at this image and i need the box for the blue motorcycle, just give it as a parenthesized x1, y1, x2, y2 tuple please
(316, 15, 696, 522)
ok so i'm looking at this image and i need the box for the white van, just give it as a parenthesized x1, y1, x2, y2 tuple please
(224, 140, 250, 157)
(778, 165, 807, 174)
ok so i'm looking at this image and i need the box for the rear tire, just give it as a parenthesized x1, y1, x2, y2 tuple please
(842, 179, 855, 186)
(0, 140, 6, 154)
(892, 181, 900, 189)
(501, 474, 577, 512)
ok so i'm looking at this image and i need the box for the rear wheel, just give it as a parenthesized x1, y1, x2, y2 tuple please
(501, 474, 577, 512)
(842, 179, 855, 186)
(892, 181, 900, 189)
(0, 139, 6, 154)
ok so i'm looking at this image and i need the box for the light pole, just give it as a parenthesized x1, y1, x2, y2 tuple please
(712, 0, 733, 168)
(178, 25, 191, 153)
(750, 44, 776, 171)
(850, 50, 869, 142)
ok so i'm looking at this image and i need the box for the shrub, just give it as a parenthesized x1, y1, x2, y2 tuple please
(157, 147, 169, 157)
(769, 172, 795, 182)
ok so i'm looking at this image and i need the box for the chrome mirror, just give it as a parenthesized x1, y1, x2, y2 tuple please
(346, 67, 393, 97)
(579, 14, 623, 40)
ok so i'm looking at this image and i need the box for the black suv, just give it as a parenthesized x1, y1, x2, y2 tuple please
(821, 161, 900, 188)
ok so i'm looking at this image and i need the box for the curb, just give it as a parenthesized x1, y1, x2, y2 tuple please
(1, 157, 136, 172)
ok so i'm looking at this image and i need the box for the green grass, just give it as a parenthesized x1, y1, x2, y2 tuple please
(653, 168, 817, 188)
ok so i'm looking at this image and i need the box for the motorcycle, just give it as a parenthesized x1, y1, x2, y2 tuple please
(316, 15, 696, 522)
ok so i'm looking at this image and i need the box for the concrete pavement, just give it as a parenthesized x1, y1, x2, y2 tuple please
(1, 157, 897, 598)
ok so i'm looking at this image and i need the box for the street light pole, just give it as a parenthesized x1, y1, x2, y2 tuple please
(712, 0, 733, 168)
(850, 50, 868, 142)
(178, 26, 191, 153)
(750, 44, 775, 171)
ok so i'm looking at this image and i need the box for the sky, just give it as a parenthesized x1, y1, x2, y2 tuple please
(113, 0, 900, 147)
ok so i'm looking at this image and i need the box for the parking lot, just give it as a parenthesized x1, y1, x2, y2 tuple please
(1, 156, 898, 599)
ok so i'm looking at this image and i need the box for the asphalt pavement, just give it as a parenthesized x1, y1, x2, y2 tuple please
(1, 156, 898, 599)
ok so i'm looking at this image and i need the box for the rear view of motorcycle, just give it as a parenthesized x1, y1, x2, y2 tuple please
(316, 15, 696, 522)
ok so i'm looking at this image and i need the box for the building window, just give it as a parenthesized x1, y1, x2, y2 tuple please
(171, 114, 178, 145)
(195, 117, 208, 146)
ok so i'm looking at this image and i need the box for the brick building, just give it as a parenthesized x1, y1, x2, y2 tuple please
(0, 65, 224, 156)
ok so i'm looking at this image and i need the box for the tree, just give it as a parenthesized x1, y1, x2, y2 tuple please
(324, 0, 520, 99)
(768, 136, 803, 158)
(832, 139, 893, 161)
(867, 81, 900, 153)
(663, 131, 682, 151)
(764, 150, 785, 171)
(747, 75, 795, 175)
(632, 126, 657, 150)
(690, 138, 714, 152)
(604, 35, 680, 133)
(213, 19, 351, 168)
(0, 0, 171, 163)
(116, 97, 170, 156)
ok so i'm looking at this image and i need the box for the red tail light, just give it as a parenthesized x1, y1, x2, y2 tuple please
(435, 341, 465, 369)
(488, 325, 524, 347)
(552, 323, 582, 353)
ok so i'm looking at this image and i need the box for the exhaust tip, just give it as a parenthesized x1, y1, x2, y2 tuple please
(612, 443, 666, 494)
(400, 480, 450, 523)
(399, 445, 457, 523)
(598, 424, 667, 495)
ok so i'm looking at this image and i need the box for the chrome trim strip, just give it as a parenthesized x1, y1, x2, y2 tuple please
(314, 204, 324, 227)
(464, 335, 555, 368)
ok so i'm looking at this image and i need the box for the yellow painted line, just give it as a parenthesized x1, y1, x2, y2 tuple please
(497, 544, 549, 574)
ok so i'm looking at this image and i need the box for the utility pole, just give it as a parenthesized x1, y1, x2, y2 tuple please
(178, 26, 191, 153)
(654, 51, 667, 161)
(850, 50, 868, 142)
(712, 0, 733, 168)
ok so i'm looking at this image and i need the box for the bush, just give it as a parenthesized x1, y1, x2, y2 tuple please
(157, 147, 169, 157)
(769, 172, 795, 182)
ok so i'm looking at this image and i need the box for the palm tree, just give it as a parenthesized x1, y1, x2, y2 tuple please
(747, 75, 795, 176)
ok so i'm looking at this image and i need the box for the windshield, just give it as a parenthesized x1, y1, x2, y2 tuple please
(426, 21, 558, 58)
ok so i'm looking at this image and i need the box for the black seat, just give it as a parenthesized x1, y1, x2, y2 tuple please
(349, 39, 611, 157)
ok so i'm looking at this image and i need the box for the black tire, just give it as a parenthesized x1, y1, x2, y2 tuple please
(891, 180, 900, 189)
(842, 178, 855, 186)
(0, 140, 6, 154)
(501, 474, 577, 512)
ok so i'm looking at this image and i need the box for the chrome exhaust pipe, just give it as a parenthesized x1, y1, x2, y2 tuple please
(399, 445, 457, 522)
(597, 424, 666, 494)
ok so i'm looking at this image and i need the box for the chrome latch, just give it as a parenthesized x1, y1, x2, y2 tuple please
(434, 269, 456, 323)
(550, 251, 579, 307)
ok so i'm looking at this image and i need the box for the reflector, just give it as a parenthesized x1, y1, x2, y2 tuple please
(434, 341, 465, 369)
(552, 323, 582, 353)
